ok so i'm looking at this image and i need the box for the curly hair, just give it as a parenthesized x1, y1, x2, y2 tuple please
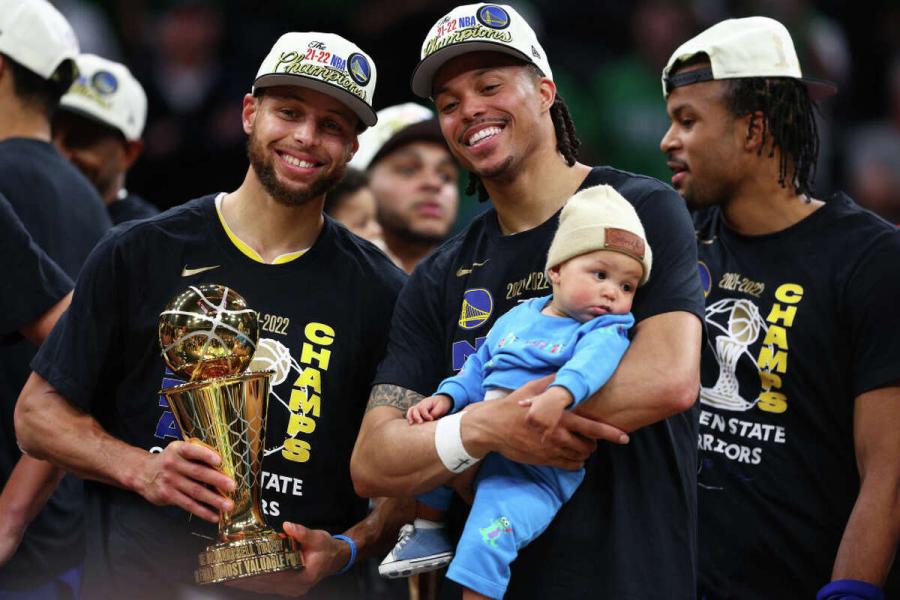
(465, 66, 582, 201)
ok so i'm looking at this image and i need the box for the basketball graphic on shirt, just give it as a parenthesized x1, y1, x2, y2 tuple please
(158, 284, 259, 380)
(250, 338, 294, 386)
(728, 302, 760, 345)
(701, 298, 767, 411)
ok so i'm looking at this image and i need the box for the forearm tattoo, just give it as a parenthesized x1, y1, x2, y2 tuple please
(366, 384, 424, 413)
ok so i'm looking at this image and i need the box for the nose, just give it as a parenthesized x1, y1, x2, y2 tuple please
(458, 93, 485, 122)
(292, 118, 318, 147)
(660, 123, 679, 154)
(600, 282, 618, 301)
(420, 167, 444, 191)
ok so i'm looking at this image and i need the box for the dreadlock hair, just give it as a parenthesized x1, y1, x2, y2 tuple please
(465, 64, 582, 202)
(2, 54, 76, 121)
(722, 77, 820, 198)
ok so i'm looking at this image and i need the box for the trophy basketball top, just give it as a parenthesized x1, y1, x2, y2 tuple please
(158, 284, 260, 381)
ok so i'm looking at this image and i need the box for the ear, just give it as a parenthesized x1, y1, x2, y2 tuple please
(122, 140, 144, 169)
(347, 136, 359, 162)
(548, 264, 561, 286)
(241, 93, 259, 135)
(536, 76, 556, 113)
(742, 110, 766, 153)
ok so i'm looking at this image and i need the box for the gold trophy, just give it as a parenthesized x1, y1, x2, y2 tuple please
(158, 284, 303, 584)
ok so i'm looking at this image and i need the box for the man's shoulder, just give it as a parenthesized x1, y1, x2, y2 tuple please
(102, 195, 215, 250)
(324, 218, 407, 292)
(584, 165, 676, 203)
(413, 211, 494, 280)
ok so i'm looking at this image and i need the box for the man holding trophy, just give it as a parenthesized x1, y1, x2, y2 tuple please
(15, 31, 408, 599)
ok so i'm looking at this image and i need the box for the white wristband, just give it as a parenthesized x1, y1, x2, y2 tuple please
(434, 412, 480, 473)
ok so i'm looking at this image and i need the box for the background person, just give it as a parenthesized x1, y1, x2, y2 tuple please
(350, 102, 459, 273)
(0, 1, 109, 596)
(53, 52, 158, 224)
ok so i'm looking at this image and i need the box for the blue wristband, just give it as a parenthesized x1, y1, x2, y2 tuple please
(817, 579, 884, 600)
(332, 534, 357, 575)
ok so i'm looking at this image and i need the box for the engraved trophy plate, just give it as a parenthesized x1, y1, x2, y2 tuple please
(158, 284, 303, 584)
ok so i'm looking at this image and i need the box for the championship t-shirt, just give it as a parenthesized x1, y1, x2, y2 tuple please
(376, 166, 705, 599)
(32, 195, 405, 598)
(694, 194, 900, 599)
(0, 138, 109, 588)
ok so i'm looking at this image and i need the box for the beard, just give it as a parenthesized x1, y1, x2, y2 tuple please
(247, 132, 346, 208)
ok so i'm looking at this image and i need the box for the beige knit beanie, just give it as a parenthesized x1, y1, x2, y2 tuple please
(545, 184, 652, 285)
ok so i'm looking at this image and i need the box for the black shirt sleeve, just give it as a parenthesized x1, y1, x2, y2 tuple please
(373, 254, 450, 396)
(843, 227, 900, 396)
(0, 193, 72, 336)
(31, 230, 123, 411)
(632, 185, 705, 323)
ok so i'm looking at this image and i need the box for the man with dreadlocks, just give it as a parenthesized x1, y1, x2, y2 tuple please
(661, 17, 900, 600)
(352, 4, 705, 598)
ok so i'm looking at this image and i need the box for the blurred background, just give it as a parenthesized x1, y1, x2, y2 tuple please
(56, 0, 900, 228)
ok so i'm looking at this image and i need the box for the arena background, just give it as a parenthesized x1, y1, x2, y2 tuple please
(57, 0, 900, 229)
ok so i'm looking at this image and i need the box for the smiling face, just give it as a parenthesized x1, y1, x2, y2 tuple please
(660, 66, 749, 211)
(243, 86, 360, 207)
(431, 52, 553, 182)
(547, 250, 642, 323)
(368, 141, 458, 244)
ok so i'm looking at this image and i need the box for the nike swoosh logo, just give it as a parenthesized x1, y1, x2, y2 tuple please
(455, 259, 489, 277)
(181, 265, 220, 277)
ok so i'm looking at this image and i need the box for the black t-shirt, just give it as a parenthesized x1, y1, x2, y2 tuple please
(694, 194, 900, 599)
(376, 166, 705, 599)
(0, 138, 109, 588)
(32, 195, 405, 598)
(0, 192, 72, 335)
(107, 191, 160, 225)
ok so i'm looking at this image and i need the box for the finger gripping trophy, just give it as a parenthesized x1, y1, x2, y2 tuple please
(158, 284, 303, 584)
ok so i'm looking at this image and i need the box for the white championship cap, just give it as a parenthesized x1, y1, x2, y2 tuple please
(60, 54, 148, 141)
(0, 0, 78, 80)
(661, 16, 837, 99)
(253, 32, 378, 128)
(411, 3, 552, 98)
(349, 103, 444, 170)
(546, 185, 652, 286)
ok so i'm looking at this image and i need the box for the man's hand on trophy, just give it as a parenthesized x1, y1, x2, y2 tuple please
(136, 440, 235, 523)
(224, 522, 351, 597)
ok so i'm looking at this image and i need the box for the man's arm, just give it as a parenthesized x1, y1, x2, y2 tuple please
(0, 456, 64, 565)
(15, 372, 236, 522)
(225, 496, 416, 597)
(18, 291, 72, 346)
(352, 381, 628, 498)
(576, 311, 702, 432)
(0, 291, 74, 564)
(830, 385, 900, 587)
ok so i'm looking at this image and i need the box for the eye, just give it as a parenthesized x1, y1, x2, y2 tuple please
(279, 108, 297, 119)
(482, 83, 500, 94)
(594, 271, 606, 280)
(621, 282, 634, 293)
(679, 117, 695, 128)
(438, 99, 458, 114)
(325, 117, 351, 134)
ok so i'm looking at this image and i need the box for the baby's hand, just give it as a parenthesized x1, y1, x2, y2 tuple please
(407, 394, 453, 424)
(521, 387, 574, 441)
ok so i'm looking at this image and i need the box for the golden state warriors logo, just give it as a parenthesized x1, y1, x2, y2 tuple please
(477, 5, 510, 29)
(459, 288, 493, 330)
(91, 70, 118, 95)
(348, 53, 371, 86)
(698, 261, 712, 298)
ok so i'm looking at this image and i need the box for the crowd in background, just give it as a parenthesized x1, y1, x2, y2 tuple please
(54, 0, 900, 228)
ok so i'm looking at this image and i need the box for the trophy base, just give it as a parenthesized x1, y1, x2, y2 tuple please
(195, 531, 303, 584)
